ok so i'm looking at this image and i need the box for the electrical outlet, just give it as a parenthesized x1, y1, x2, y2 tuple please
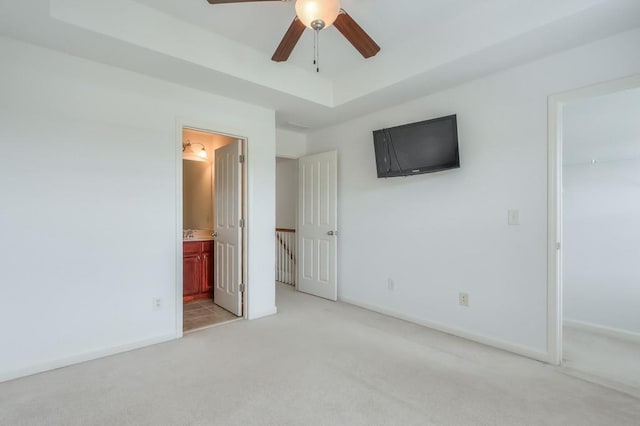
(387, 278, 395, 291)
(459, 292, 469, 307)
(152, 297, 162, 311)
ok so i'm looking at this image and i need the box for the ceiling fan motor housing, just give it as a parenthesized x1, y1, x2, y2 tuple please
(295, 0, 341, 30)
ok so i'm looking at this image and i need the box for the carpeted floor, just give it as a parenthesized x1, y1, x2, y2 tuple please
(563, 325, 640, 398)
(1, 283, 639, 425)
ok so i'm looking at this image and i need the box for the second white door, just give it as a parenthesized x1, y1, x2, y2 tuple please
(297, 151, 338, 301)
(213, 140, 243, 316)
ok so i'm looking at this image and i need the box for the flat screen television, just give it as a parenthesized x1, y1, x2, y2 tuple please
(373, 114, 460, 178)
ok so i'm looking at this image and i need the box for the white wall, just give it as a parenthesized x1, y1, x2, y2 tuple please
(276, 128, 308, 159)
(563, 160, 640, 334)
(276, 158, 298, 230)
(306, 29, 640, 360)
(0, 36, 276, 381)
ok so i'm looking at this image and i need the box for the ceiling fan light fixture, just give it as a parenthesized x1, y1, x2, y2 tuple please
(295, 0, 341, 30)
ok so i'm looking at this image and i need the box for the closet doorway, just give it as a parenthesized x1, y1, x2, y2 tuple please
(548, 75, 640, 396)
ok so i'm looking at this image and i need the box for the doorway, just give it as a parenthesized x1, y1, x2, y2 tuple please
(548, 75, 640, 395)
(274, 151, 339, 301)
(181, 127, 246, 333)
(275, 157, 298, 287)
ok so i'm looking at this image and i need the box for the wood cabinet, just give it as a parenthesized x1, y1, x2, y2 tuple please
(202, 249, 213, 294)
(183, 240, 214, 302)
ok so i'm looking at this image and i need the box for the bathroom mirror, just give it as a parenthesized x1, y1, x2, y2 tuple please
(183, 159, 213, 230)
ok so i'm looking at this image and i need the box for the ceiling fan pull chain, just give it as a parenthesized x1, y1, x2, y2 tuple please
(315, 29, 320, 73)
(313, 29, 317, 71)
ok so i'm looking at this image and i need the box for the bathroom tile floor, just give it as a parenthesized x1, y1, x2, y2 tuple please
(183, 299, 240, 332)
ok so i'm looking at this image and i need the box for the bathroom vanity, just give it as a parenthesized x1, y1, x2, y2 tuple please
(183, 240, 214, 302)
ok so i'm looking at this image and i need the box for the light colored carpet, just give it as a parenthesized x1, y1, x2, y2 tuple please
(1, 284, 639, 425)
(563, 325, 640, 397)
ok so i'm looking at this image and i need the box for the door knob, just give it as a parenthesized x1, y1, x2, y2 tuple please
(212, 231, 218, 237)
(327, 230, 335, 236)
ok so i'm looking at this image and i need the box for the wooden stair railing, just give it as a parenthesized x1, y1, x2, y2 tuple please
(276, 228, 296, 285)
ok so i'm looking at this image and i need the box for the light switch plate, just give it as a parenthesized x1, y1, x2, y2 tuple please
(508, 210, 520, 225)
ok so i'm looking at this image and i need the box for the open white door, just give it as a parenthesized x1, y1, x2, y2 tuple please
(213, 140, 243, 316)
(298, 151, 338, 301)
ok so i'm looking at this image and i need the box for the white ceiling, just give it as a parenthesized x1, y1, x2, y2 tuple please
(133, 0, 473, 79)
(563, 88, 640, 165)
(1, 0, 639, 131)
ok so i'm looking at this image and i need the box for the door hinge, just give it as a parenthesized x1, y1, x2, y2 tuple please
(239, 155, 245, 163)
(239, 283, 245, 293)
(239, 218, 245, 228)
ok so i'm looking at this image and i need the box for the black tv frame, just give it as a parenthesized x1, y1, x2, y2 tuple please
(373, 114, 460, 178)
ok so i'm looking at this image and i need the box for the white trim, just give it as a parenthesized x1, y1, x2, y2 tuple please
(564, 319, 640, 343)
(248, 306, 278, 320)
(0, 333, 176, 384)
(241, 138, 249, 320)
(547, 95, 562, 365)
(340, 297, 550, 363)
(276, 154, 302, 160)
(547, 74, 640, 366)
(175, 121, 185, 338)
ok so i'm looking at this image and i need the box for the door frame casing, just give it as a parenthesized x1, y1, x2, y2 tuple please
(547, 73, 640, 365)
(176, 120, 248, 338)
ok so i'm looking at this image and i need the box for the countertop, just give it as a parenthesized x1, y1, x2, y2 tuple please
(183, 237, 214, 242)
(183, 229, 214, 242)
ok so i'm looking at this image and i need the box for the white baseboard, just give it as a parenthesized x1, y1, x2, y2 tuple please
(339, 297, 551, 363)
(0, 332, 177, 384)
(563, 319, 640, 342)
(248, 306, 277, 320)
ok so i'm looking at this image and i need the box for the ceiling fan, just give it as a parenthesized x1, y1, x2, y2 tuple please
(205, 0, 380, 66)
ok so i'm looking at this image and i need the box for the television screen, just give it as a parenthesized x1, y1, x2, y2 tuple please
(373, 114, 460, 178)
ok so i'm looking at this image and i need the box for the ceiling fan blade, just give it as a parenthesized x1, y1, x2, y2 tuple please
(272, 17, 306, 62)
(333, 10, 380, 59)
(207, 0, 282, 4)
